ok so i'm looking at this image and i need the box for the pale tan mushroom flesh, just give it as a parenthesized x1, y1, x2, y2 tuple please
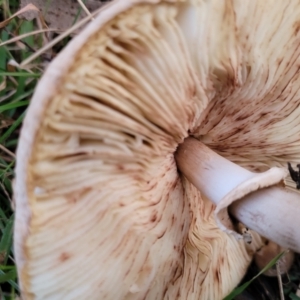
(175, 138, 300, 250)
(13, 0, 300, 299)
(254, 241, 294, 277)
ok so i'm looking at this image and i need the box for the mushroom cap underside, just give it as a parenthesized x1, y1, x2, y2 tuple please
(14, 0, 300, 299)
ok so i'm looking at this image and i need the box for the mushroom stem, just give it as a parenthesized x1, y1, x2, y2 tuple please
(175, 137, 300, 253)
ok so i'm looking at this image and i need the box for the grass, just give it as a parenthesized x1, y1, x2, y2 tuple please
(0, 1, 300, 299)
(0, 0, 72, 298)
(0, 0, 106, 297)
(0, 1, 40, 298)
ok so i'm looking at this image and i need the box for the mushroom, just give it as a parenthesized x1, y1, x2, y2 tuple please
(175, 138, 300, 250)
(254, 240, 294, 277)
(13, 0, 300, 299)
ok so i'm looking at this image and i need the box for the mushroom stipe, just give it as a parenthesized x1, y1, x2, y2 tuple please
(176, 138, 300, 252)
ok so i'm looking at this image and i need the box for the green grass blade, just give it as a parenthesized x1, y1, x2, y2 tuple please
(0, 269, 17, 284)
(0, 72, 40, 78)
(0, 215, 13, 265)
(72, 0, 86, 25)
(0, 265, 15, 271)
(0, 206, 8, 223)
(0, 100, 29, 113)
(5, 88, 34, 103)
(4, 139, 18, 148)
(0, 32, 8, 98)
(0, 110, 25, 144)
(289, 293, 300, 300)
(223, 251, 286, 300)
(20, 20, 35, 49)
(7, 279, 19, 292)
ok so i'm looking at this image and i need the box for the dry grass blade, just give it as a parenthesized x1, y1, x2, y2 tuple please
(0, 4, 40, 29)
(0, 181, 12, 204)
(20, 6, 105, 67)
(0, 90, 15, 103)
(0, 79, 6, 92)
(0, 144, 16, 159)
(76, 0, 94, 19)
(276, 261, 284, 300)
(0, 29, 62, 47)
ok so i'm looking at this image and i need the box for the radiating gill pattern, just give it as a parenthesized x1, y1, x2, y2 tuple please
(16, 0, 300, 299)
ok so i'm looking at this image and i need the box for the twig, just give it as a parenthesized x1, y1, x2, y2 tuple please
(77, 0, 94, 19)
(0, 181, 12, 204)
(20, 7, 102, 67)
(0, 144, 15, 158)
(276, 261, 284, 300)
(4, 28, 36, 53)
(0, 28, 62, 47)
